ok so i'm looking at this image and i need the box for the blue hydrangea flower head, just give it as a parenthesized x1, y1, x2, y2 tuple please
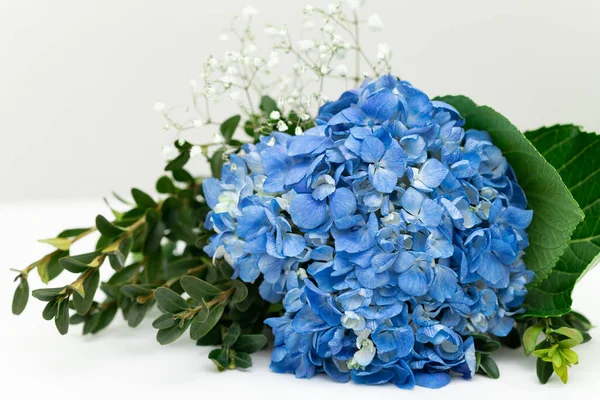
(203, 75, 533, 389)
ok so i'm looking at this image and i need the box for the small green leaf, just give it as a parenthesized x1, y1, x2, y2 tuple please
(208, 348, 230, 371)
(192, 298, 209, 323)
(220, 115, 241, 143)
(554, 363, 568, 384)
(95, 215, 126, 238)
(120, 284, 153, 299)
(38, 237, 72, 251)
(72, 269, 100, 315)
(59, 251, 103, 273)
(156, 176, 177, 194)
(37, 250, 67, 283)
(154, 287, 188, 313)
(536, 358, 554, 384)
(172, 168, 194, 183)
(260, 96, 278, 116)
(156, 319, 191, 345)
(32, 287, 65, 302)
(165, 151, 190, 171)
(42, 300, 58, 320)
(55, 298, 70, 335)
(233, 352, 252, 369)
(550, 326, 583, 344)
(12, 277, 29, 315)
(180, 275, 220, 301)
(58, 228, 90, 238)
(153, 314, 177, 329)
(523, 322, 545, 355)
(84, 302, 118, 334)
(210, 148, 226, 179)
(233, 334, 267, 354)
(223, 323, 241, 347)
(189, 302, 225, 340)
(566, 311, 592, 332)
(131, 188, 157, 210)
(478, 355, 500, 379)
(231, 280, 248, 304)
(127, 302, 149, 327)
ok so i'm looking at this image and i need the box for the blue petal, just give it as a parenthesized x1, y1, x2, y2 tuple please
(288, 134, 331, 156)
(290, 194, 328, 230)
(292, 304, 329, 333)
(398, 266, 431, 296)
(360, 136, 385, 163)
(413, 371, 451, 389)
(416, 159, 448, 190)
(258, 254, 284, 283)
(329, 187, 357, 220)
(202, 178, 221, 209)
(498, 206, 533, 229)
(282, 233, 306, 257)
(303, 280, 343, 326)
(369, 165, 397, 193)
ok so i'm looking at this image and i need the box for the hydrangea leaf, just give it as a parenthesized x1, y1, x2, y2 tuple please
(436, 96, 584, 312)
(521, 125, 600, 316)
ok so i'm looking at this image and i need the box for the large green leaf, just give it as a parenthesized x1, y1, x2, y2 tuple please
(522, 125, 600, 316)
(437, 96, 584, 310)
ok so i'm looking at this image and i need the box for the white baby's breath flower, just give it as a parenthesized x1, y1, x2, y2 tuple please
(303, 4, 314, 15)
(300, 113, 310, 121)
(276, 120, 288, 131)
(192, 119, 204, 128)
(229, 91, 240, 100)
(295, 126, 304, 135)
(267, 51, 280, 67)
(368, 14, 384, 31)
(377, 43, 391, 60)
(153, 101, 165, 112)
(269, 110, 281, 120)
(298, 40, 315, 52)
(242, 6, 259, 19)
(213, 133, 225, 144)
(207, 56, 218, 68)
(173, 240, 187, 256)
(327, 2, 340, 14)
(219, 33, 229, 41)
(323, 24, 334, 34)
(303, 19, 315, 29)
(244, 44, 257, 54)
(335, 64, 348, 77)
(161, 145, 178, 159)
(189, 78, 198, 88)
(190, 145, 202, 158)
(347, 0, 361, 10)
(320, 65, 331, 75)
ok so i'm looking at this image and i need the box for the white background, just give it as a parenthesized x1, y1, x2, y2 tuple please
(1, 0, 599, 202)
(1, 0, 599, 397)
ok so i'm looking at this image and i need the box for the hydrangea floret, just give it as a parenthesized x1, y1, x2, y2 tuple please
(203, 74, 533, 388)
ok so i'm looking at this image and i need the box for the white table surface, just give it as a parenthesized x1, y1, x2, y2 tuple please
(1, 200, 599, 398)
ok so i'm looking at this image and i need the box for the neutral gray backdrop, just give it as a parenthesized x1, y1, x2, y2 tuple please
(1, 0, 599, 202)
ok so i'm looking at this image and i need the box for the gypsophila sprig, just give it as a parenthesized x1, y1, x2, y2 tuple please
(11, 1, 597, 391)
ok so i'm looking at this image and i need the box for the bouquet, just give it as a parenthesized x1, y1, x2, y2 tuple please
(11, 2, 597, 389)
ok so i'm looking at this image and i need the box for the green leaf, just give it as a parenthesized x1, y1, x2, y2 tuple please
(210, 148, 226, 179)
(192, 298, 209, 323)
(153, 314, 177, 329)
(537, 357, 554, 384)
(32, 287, 65, 302)
(233, 352, 252, 369)
(96, 215, 126, 238)
(58, 228, 90, 238)
(223, 323, 241, 347)
(260, 96, 278, 116)
(156, 319, 191, 345)
(59, 251, 103, 273)
(233, 334, 267, 354)
(12, 277, 29, 315)
(437, 96, 583, 315)
(55, 298, 70, 335)
(120, 284, 153, 299)
(550, 326, 583, 344)
(189, 302, 225, 340)
(523, 125, 600, 316)
(72, 269, 100, 315)
(565, 311, 592, 332)
(220, 115, 241, 143)
(231, 280, 248, 304)
(127, 302, 149, 327)
(208, 348, 230, 371)
(38, 237, 72, 251)
(156, 176, 177, 194)
(523, 322, 545, 355)
(42, 300, 58, 320)
(131, 188, 157, 210)
(154, 287, 188, 313)
(478, 355, 500, 379)
(165, 151, 190, 171)
(84, 302, 118, 334)
(180, 275, 220, 301)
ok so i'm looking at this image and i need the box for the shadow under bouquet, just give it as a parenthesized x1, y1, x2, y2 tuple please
(11, 2, 597, 390)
